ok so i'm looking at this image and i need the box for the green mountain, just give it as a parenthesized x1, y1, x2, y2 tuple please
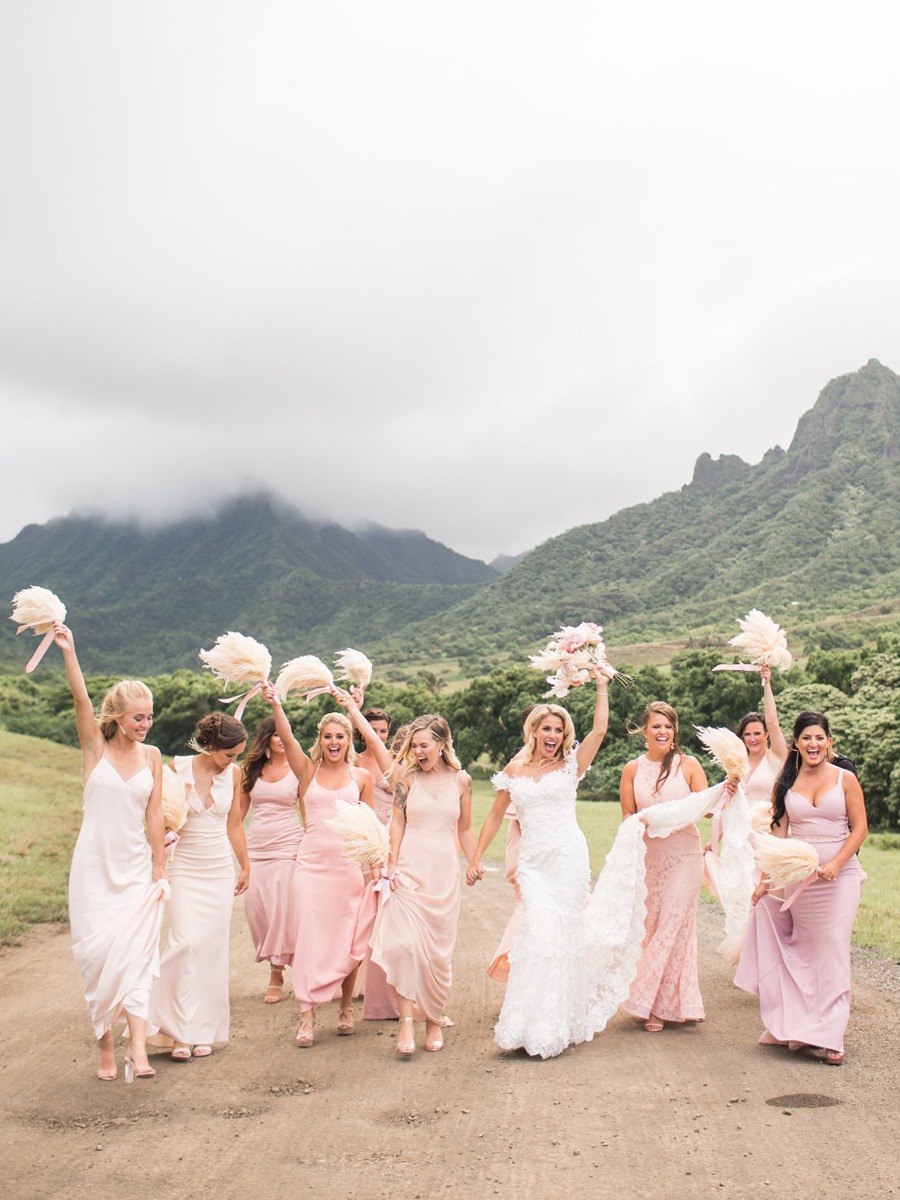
(0, 495, 496, 673)
(381, 359, 900, 662)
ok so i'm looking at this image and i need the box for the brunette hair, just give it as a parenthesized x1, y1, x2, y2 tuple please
(737, 711, 768, 740)
(98, 680, 154, 740)
(394, 714, 461, 775)
(632, 701, 682, 793)
(189, 712, 247, 754)
(309, 711, 357, 765)
(772, 711, 832, 826)
(242, 715, 278, 793)
(363, 707, 391, 729)
(521, 704, 575, 765)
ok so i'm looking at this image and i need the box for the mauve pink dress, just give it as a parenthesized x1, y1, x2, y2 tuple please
(244, 769, 302, 967)
(290, 770, 377, 1009)
(734, 768, 863, 1053)
(623, 755, 705, 1023)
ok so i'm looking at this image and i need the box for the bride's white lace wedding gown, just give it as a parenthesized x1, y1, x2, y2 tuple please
(492, 753, 596, 1058)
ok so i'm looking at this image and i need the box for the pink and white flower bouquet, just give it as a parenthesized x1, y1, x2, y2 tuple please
(529, 621, 629, 698)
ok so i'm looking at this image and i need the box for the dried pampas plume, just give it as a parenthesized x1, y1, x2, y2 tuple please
(694, 726, 750, 781)
(714, 608, 793, 673)
(334, 648, 373, 689)
(275, 655, 334, 700)
(10, 586, 67, 634)
(750, 831, 818, 888)
(749, 800, 774, 835)
(199, 632, 272, 687)
(326, 798, 389, 868)
(161, 768, 190, 833)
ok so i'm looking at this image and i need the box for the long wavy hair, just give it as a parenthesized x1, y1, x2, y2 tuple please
(393, 714, 461, 778)
(309, 711, 357, 765)
(772, 711, 832, 826)
(242, 715, 278, 794)
(632, 701, 682, 794)
(521, 704, 575, 765)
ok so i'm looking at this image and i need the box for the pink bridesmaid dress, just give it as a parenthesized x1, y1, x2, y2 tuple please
(744, 754, 778, 807)
(291, 770, 377, 1008)
(362, 774, 400, 1019)
(623, 754, 705, 1023)
(734, 768, 863, 1053)
(244, 769, 303, 967)
(68, 748, 167, 1037)
(370, 769, 463, 1022)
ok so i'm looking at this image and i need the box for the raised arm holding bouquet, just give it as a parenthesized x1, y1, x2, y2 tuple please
(260, 679, 375, 1047)
(49, 622, 167, 1083)
(734, 710, 867, 1065)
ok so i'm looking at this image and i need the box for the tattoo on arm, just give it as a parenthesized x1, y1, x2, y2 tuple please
(394, 782, 408, 812)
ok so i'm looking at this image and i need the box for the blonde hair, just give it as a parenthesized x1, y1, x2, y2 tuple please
(98, 680, 153, 740)
(394, 714, 461, 776)
(522, 704, 576, 765)
(310, 711, 357, 765)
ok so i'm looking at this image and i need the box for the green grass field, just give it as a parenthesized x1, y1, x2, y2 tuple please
(1, 734, 896, 960)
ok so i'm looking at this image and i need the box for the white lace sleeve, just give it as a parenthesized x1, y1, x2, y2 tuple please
(490, 770, 514, 792)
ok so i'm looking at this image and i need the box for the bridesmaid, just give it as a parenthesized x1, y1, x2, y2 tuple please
(735, 711, 867, 1064)
(52, 622, 167, 1081)
(345, 704, 400, 1020)
(619, 702, 708, 1032)
(368, 714, 477, 1056)
(239, 716, 303, 1002)
(261, 683, 376, 1047)
(149, 713, 250, 1058)
(736, 664, 789, 809)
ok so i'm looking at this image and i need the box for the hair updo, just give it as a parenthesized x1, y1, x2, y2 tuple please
(189, 712, 247, 753)
(98, 680, 154, 740)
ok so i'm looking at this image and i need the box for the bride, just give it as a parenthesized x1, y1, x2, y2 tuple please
(466, 668, 609, 1058)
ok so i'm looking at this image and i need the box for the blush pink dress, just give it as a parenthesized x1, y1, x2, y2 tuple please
(68, 748, 167, 1037)
(362, 773, 400, 1020)
(734, 768, 863, 1053)
(744, 754, 779, 808)
(290, 770, 377, 1009)
(370, 769, 463, 1023)
(244, 769, 303, 967)
(623, 755, 705, 1023)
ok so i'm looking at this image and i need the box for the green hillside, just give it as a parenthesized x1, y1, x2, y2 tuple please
(381, 359, 900, 664)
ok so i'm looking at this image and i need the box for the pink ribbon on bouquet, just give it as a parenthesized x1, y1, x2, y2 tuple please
(779, 869, 819, 911)
(164, 829, 180, 863)
(17, 624, 57, 674)
(712, 663, 762, 673)
(376, 866, 418, 902)
(220, 682, 266, 720)
(702, 787, 729, 902)
(303, 685, 333, 701)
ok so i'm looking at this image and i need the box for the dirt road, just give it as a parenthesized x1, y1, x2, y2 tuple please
(2, 868, 898, 1200)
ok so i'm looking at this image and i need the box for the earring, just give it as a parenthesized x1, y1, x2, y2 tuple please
(265, 749, 271, 759)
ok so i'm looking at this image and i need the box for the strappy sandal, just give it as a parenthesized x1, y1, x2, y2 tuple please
(824, 1049, 844, 1066)
(336, 1005, 354, 1036)
(191, 1044, 212, 1058)
(124, 1039, 156, 1082)
(171, 1043, 192, 1061)
(296, 1012, 315, 1048)
(644, 1016, 664, 1032)
(264, 982, 284, 1004)
(424, 1020, 444, 1052)
(396, 1016, 415, 1057)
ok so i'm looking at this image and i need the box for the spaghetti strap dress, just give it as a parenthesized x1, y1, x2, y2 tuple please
(244, 769, 303, 967)
(291, 770, 377, 1008)
(734, 768, 863, 1052)
(362, 773, 400, 1019)
(68, 748, 167, 1037)
(370, 769, 463, 1023)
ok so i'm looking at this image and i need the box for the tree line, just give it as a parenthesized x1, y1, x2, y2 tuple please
(2, 636, 897, 827)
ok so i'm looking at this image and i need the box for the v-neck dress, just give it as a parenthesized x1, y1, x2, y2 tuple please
(68, 749, 168, 1037)
(149, 755, 237, 1045)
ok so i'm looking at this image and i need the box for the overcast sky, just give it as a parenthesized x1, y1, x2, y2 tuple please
(2, 1, 898, 563)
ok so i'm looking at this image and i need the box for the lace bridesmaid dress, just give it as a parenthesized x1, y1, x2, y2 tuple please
(734, 768, 863, 1052)
(370, 769, 463, 1023)
(244, 769, 303, 967)
(490, 753, 595, 1058)
(623, 754, 705, 1023)
(68, 748, 167, 1037)
(290, 770, 376, 1008)
(149, 757, 237, 1046)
